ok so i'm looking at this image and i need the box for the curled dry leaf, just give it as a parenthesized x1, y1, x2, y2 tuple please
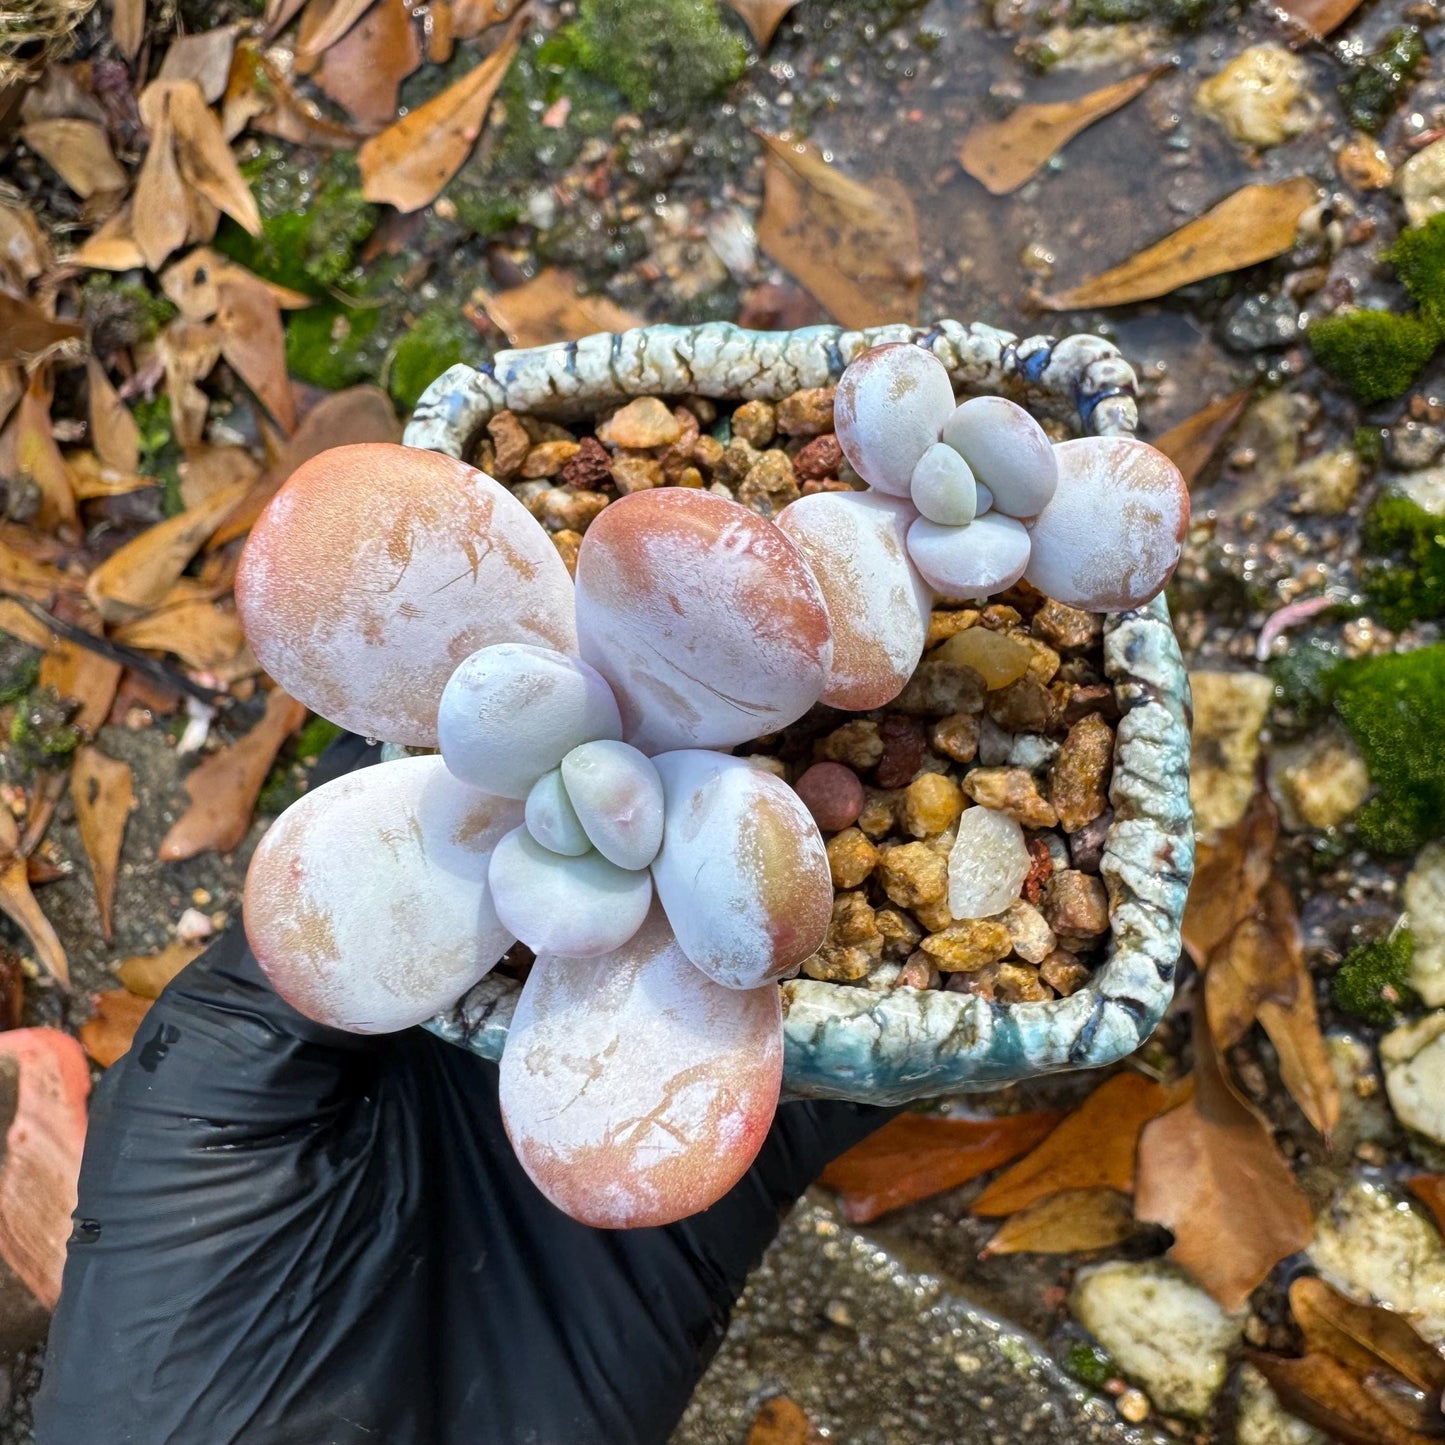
(1042, 176, 1319, 310)
(1134, 1003, 1313, 1312)
(71, 204, 145, 272)
(0, 296, 84, 368)
(1183, 785, 1278, 967)
(229, 43, 361, 148)
(20, 118, 126, 200)
(1289, 1275, 1445, 1397)
(79, 989, 152, 1068)
(726, 0, 801, 46)
(481, 268, 646, 349)
(1248, 1351, 1442, 1445)
(158, 317, 223, 450)
(116, 940, 203, 999)
(85, 477, 251, 622)
(67, 451, 156, 501)
(980, 1187, 1137, 1257)
(109, 0, 145, 60)
(264, 0, 309, 33)
(820, 1109, 1061, 1224)
(165, 81, 262, 234)
(13, 378, 78, 532)
(296, 0, 381, 69)
(0, 203, 50, 287)
(157, 25, 240, 103)
(358, 19, 524, 212)
(959, 65, 1170, 197)
(70, 747, 133, 942)
(159, 688, 307, 860)
(970, 1072, 1179, 1216)
(315, 0, 422, 129)
(0, 599, 56, 650)
(452, 0, 524, 37)
(1154, 389, 1250, 489)
(0, 538, 77, 603)
(1278, 0, 1368, 34)
(39, 637, 122, 735)
(132, 88, 191, 270)
(0, 810, 69, 988)
(86, 358, 140, 474)
(756, 133, 924, 328)
(114, 599, 249, 673)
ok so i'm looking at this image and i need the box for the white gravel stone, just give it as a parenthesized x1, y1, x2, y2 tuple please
(1195, 44, 1318, 150)
(1399, 136, 1445, 228)
(1234, 1364, 1328, 1445)
(1381, 1011, 1445, 1147)
(1069, 1260, 1240, 1418)
(1406, 843, 1445, 1007)
(1189, 670, 1275, 833)
(1266, 725, 1370, 832)
(947, 805, 1029, 919)
(1327, 1031, 1397, 1157)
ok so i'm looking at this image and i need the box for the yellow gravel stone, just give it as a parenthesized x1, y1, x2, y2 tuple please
(902, 773, 965, 838)
(932, 626, 1033, 689)
(919, 920, 1011, 972)
(877, 841, 949, 908)
(825, 827, 877, 889)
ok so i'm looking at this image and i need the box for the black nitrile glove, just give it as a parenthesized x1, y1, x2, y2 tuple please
(36, 735, 889, 1445)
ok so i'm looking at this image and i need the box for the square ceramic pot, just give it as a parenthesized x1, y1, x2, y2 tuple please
(403, 319, 1195, 1105)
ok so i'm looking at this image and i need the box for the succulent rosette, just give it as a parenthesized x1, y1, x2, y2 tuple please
(776, 342, 1190, 708)
(236, 443, 835, 1228)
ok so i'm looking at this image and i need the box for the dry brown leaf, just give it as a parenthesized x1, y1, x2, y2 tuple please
(109, 0, 145, 59)
(224, 44, 360, 148)
(1406, 1176, 1445, 1237)
(960, 66, 1169, 197)
(21, 118, 126, 200)
(116, 940, 203, 999)
(158, 317, 223, 451)
(79, 989, 152, 1068)
(215, 279, 296, 433)
(160, 248, 310, 323)
(481, 268, 646, 349)
(0, 810, 68, 987)
(132, 90, 192, 270)
(315, 0, 422, 129)
(0, 204, 49, 288)
(0, 600, 56, 650)
(163, 81, 262, 236)
(970, 1072, 1178, 1216)
(451, 0, 523, 37)
(819, 1109, 1062, 1225)
(70, 746, 132, 942)
(726, 0, 800, 46)
(116, 600, 251, 673)
(745, 1396, 815, 1445)
(157, 26, 239, 103)
(756, 133, 923, 328)
(1278, 0, 1368, 34)
(66, 451, 157, 501)
(13, 378, 78, 532)
(1134, 1003, 1312, 1311)
(179, 444, 261, 509)
(1154, 389, 1250, 488)
(86, 358, 140, 474)
(264, 0, 310, 32)
(71, 204, 145, 272)
(1183, 786, 1279, 966)
(1042, 176, 1319, 311)
(0, 539, 76, 603)
(0, 295, 84, 368)
(296, 0, 380, 68)
(39, 638, 122, 734)
(980, 1188, 1137, 1257)
(1248, 1351, 1441, 1445)
(85, 477, 251, 622)
(160, 689, 307, 860)
(1290, 1276, 1445, 1396)
(358, 20, 524, 212)
(427, 0, 454, 63)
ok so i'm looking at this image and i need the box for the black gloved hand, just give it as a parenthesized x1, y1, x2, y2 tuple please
(36, 735, 888, 1445)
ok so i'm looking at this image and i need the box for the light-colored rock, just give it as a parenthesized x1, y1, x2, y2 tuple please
(1289, 448, 1361, 517)
(1069, 1259, 1240, 1418)
(1310, 1177, 1445, 1344)
(1234, 1363, 1328, 1445)
(947, 805, 1029, 920)
(908, 512, 1032, 599)
(1196, 44, 1318, 150)
(941, 396, 1057, 519)
(1406, 842, 1445, 1007)
(1189, 670, 1275, 833)
(1394, 465, 1445, 516)
(1381, 1011, 1445, 1146)
(834, 343, 955, 496)
(910, 442, 978, 526)
(1327, 1031, 1397, 1157)
(1399, 136, 1445, 228)
(1267, 724, 1370, 831)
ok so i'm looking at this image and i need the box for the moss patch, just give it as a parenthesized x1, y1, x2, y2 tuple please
(1332, 932, 1417, 1025)
(1064, 1339, 1118, 1390)
(387, 305, 489, 411)
(1339, 27, 1425, 135)
(1363, 494, 1445, 628)
(8, 687, 81, 769)
(79, 275, 177, 352)
(284, 303, 387, 392)
(1069, 0, 1223, 26)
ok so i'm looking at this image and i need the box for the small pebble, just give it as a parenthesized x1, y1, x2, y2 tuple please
(795, 762, 865, 832)
(1040, 949, 1091, 996)
(931, 711, 981, 763)
(1068, 810, 1113, 873)
(961, 767, 1058, 828)
(1000, 899, 1056, 963)
(737, 449, 801, 517)
(715, 438, 761, 485)
(597, 397, 683, 449)
(816, 719, 883, 770)
(926, 608, 981, 647)
(529, 486, 609, 533)
(933, 626, 1033, 690)
(920, 920, 1012, 972)
(826, 828, 877, 889)
(551, 529, 582, 576)
(856, 789, 900, 839)
(777, 386, 837, 436)
(1031, 598, 1098, 651)
(520, 440, 581, 479)
(875, 907, 923, 959)
(894, 661, 986, 716)
(487, 411, 531, 477)
(792, 433, 844, 481)
(1050, 714, 1114, 833)
(985, 678, 1055, 734)
(878, 841, 950, 909)
(1043, 870, 1110, 938)
(730, 399, 777, 448)
(876, 715, 927, 788)
(947, 806, 1029, 919)
(994, 961, 1052, 1003)
(902, 773, 965, 838)
(1116, 1389, 1151, 1425)
(611, 452, 664, 494)
(177, 907, 213, 942)
(560, 435, 612, 489)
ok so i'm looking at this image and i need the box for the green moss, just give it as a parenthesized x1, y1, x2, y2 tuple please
(564, 0, 747, 117)
(1271, 636, 1343, 728)
(79, 275, 178, 351)
(387, 305, 489, 412)
(284, 303, 386, 392)
(1065, 1340, 1118, 1390)
(1390, 213, 1445, 332)
(1332, 647, 1445, 854)
(0, 655, 39, 708)
(296, 715, 343, 764)
(1353, 425, 1386, 468)
(1307, 310, 1439, 406)
(1069, 0, 1222, 26)
(1332, 932, 1417, 1025)
(1339, 28, 1425, 135)
(1363, 494, 1445, 628)
(8, 687, 81, 768)
(132, 395, 185, 516)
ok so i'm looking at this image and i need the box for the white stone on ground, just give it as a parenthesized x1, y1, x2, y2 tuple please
(1234, 1364, 1328, 1445)
(1266, 725, 1370, 832)
(1406, 843, 1445, 1007)
(1327, 1032, 1397, 1157)
(947, 805, 1029, 919)
(1381, 1011, 1445, 1147)
(1399, 136, 1445, 228)
(1069, 1259, 1240, 1418)
(1195, 44, 1318, 150)
(1188, 671, 1275, 833)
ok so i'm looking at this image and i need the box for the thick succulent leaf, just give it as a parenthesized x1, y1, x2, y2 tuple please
(438, 643, 622, 799)
(243, 755, 519, 1032)
(907, 511, 1032, 599)
(574, 489, 832, 753)
(941, 396, 1057, 519)
(524, 769, 590, 856)
(237, 443, 577, 746)
(498, 904, 783, 1228)
(777, 489, 931, 710)
(560, 740, 664, 871)
(910, 442, 978, 526)
(1024, 437, 1188, 610)
(834, 342, 955, 495)
(651, 750, 831, 988)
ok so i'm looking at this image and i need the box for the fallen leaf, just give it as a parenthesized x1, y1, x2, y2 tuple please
(86, 358, 141, 473)
(163, 80, 263, 236)
(264, 0, 309, 32)
(980, 1188, 1137, 1256)
(66, 451, 157, 501)
(0, 1029, 90, 1307)
(820, 1109, 1061, 1225)
(157, 317, 223, 450)
(359, 19, 523, 211)
(18, 771, 65, 861)
(746, 1396, 815, 1445)
(1248, 1351, 1441, 1445)
(228, 44, 361, 148)
(161, 248, 312, 320)
(71, 204, 145, 271)
(1290, 1276, 1445, 1396)
(0, 811, 69, 987)
(19, 64, 107, 126)
(0, 540, 77, 603)
(481, 268, 646, 349)
(0, 599, 57, 650)
(132, 87, 192, 269)
(159, 688, 307, 859)
(756, 132, 923, 328)
(179, 444, 260, 509)
(1182, 786, 1278, 966)
(0, 367, 20, 432)
(85, 477, 251, 621)
(1278, 0, 1368, 34)
(0, 203, 51, 288)
(79, 989, 152, 1068)
(970, 1072, 1178, 1216)
(116, 940, 203, 999)
(157, 26, 239, 103)
(1406, 1176, 1445, 1237)
(0, 295, 84, 368)
(1134, 1002, 1313, 1311)
(726, 0, 801, 46)
(451, 0, 523, 37)
(13, 378, 78, 532)
(70, 746, 132, 942)
(296, 0, 380, 68)
(20, 118, 126, 200)
(1154, 389, 1250, 488)
(38, 637, 122, 734)
(426, 0, 453, 63)
(214, 278, 296, 433)
(1042, 177, 1319, 310)
(314, 0, 422, 128)
(114, 599, 249, 672)
(959, 66, 1170, 197)
(109, 0, 144, 59)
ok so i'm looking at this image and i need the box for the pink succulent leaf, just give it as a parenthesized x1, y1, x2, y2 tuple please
(243, 756, 520, 1033)
(650, 750, 832, 990)
(1023, 437, 1189, 611)
(237, 443, 578, 747)
(834, 342, 955, 496)
(940, 396, 1058, 519)
(777, 489, 932, 711)
(573, 488, 833, 754)
(498, 902, 783, 1229)
(906, 512, 1032, 599)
